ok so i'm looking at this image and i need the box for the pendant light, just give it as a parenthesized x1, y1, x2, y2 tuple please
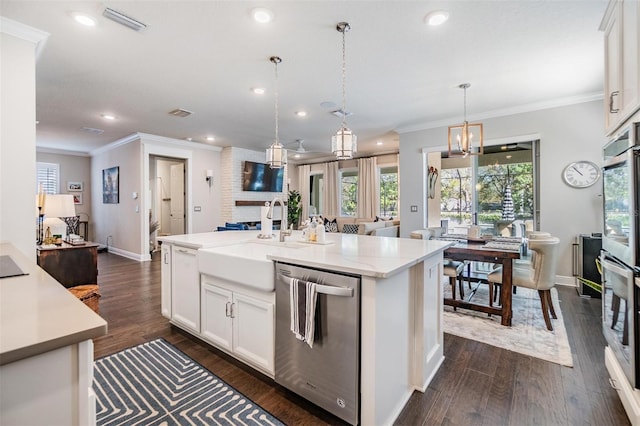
(266, 56, 287, 169)
(448, 83, 483, 157)
(331, 22, 357, 160)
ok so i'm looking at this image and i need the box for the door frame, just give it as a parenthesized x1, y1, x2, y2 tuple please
(142, 143, 193, 261)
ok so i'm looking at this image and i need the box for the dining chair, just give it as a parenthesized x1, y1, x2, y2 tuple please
(487, 237, 560, 331)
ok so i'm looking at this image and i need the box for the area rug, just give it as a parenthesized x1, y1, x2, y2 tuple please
(443, 283, 574, 367)
(93, 339, 284, 426)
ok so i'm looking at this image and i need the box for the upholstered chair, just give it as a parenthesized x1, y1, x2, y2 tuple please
(487, 237, 560, 331)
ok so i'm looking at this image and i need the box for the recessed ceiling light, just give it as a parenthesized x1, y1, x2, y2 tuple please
(424, 10, 449, 26)
(206, 136, 215, 142)
(252, 8, 274, 24)
(71, 12, 97, 27)
(376, 141, 383, 146)
(294, 153, 301, 159)
(295, 111, 307, 117)
(252, 87, 265, 95)
(101, 114, 116, 120)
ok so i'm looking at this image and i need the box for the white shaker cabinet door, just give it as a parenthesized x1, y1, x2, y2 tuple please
(232, 292, 274, 374)
(201, 283, 233, 352)
(171, 245, 200, 333)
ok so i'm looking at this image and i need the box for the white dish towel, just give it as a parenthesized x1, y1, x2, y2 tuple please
(290, 278, 318, 348)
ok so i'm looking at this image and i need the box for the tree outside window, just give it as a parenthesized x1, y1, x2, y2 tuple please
(340, 170, 358, 217)
(379, 166, 398, 217)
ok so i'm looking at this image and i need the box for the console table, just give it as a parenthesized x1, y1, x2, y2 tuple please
(36, 242, 99, 288)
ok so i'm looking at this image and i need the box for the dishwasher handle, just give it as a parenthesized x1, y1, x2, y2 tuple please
(279, 275, 353, 297)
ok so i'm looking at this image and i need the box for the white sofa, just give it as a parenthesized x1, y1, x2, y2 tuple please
(320, 216, 400, 237)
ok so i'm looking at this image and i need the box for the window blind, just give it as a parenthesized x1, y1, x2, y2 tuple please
(36, 162, 60, 194)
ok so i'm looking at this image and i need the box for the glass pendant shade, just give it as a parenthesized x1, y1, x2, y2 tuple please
(332, 126, 357, 160)
(448, 121, 484, 157)
(266, 141, 287, 168)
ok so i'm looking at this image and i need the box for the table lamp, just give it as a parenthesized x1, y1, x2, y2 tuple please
(42, 194, 76, 243)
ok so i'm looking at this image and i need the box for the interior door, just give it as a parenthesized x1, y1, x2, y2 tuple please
(170, 163, 185, 235)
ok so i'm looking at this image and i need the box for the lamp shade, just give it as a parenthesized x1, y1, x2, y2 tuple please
(331, 126, 357, 160)
(266, 141, 287, 169)
(44, 194, 76, 218)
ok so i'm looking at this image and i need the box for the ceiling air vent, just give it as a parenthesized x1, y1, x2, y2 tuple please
(169, 108, 194, 118)
(103, 7, 147, 32)
(330, 108, 353, 119)
(81, 127, 104, 135)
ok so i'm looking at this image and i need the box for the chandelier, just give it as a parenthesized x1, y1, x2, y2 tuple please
(448, 83, 483, 157)
(266, 56, 287, 169)
(331, 22, 357, 160)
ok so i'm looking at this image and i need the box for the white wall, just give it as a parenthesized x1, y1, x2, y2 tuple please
(91, 133, 221, 260)
(36, 151, 92, 238)
(0, 19, 48, 259)
(399, 100, 606, 277)
(91, 138, 141, 256)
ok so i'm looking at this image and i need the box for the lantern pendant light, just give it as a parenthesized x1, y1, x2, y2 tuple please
(266, 56, 287, 169)
(448, 83, 483, 157)
(331, 22, 357, 160)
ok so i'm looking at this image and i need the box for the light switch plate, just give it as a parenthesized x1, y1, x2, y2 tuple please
(410, 205, 418, 212)
(194, 206, 202, 212)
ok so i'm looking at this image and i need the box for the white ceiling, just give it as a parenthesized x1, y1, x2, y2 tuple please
(2, 1, 607, 161)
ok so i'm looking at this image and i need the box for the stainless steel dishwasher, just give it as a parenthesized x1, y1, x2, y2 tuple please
(274, 262, 360, 425)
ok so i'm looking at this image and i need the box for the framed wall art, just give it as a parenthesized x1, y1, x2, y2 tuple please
(67, 181, 83, 192)
(72, 193, 83, 205)
(102, 166, 119, 204)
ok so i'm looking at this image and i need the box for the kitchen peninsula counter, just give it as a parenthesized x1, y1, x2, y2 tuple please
(0, 242, 107, 425)
(0, 242, 107, 365)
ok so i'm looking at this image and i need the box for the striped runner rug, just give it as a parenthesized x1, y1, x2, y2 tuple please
(93, 339, 284, 425)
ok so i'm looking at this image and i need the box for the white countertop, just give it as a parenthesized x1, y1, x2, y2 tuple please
(160, 230, 452, 278)
(0, 243, 107, 365)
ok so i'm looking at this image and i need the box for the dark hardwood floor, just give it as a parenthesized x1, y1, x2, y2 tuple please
(93, 252, 630, 426)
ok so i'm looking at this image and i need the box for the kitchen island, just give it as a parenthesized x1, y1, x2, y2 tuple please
(158, 230, 451, 425)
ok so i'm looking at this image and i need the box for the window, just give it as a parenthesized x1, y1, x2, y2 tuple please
(36, 162, 60, 194)
(438, 141, 537, 235)
(379, 166, 398, 218)
(340, 169, 358, 216)
(309, 173, 323, 216)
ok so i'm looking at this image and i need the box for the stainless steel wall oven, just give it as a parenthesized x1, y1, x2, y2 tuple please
(602, 119, 640, 388)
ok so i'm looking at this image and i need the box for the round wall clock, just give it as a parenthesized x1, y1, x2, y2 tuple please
(562, 161, 601, 188)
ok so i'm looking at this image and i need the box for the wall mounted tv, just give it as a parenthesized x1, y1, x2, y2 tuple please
(242, 161, 284, 192)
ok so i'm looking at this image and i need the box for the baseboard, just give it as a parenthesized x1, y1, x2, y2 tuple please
(556, 274, 577, 288)
(104, 246, 147, 262)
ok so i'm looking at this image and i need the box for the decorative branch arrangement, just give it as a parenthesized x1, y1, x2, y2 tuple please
(428, 166, 439, 199)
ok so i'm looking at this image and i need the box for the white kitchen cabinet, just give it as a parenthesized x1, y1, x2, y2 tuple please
(201, 279, 275, 375)
(1, 339, 96, 426)
(160, 243, 171, 319)
(602, 0, 640, 135)
(171, 245, 200, 333)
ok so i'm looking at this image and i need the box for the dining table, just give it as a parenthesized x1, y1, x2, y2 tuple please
(443, 238, 522, 326)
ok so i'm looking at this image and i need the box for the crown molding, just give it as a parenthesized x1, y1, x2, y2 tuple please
(0, 16, 49, 61)
(396, 92, 603, 135)
(36, 146, 90, 157)
(89, 132, 223, 156)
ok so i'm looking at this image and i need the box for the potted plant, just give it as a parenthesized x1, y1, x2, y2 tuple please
(287, 190, 302, 229)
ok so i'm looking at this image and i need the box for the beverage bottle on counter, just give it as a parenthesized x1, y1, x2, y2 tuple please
(316, 222, 325, 243)
(310, 217, 318, 242)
